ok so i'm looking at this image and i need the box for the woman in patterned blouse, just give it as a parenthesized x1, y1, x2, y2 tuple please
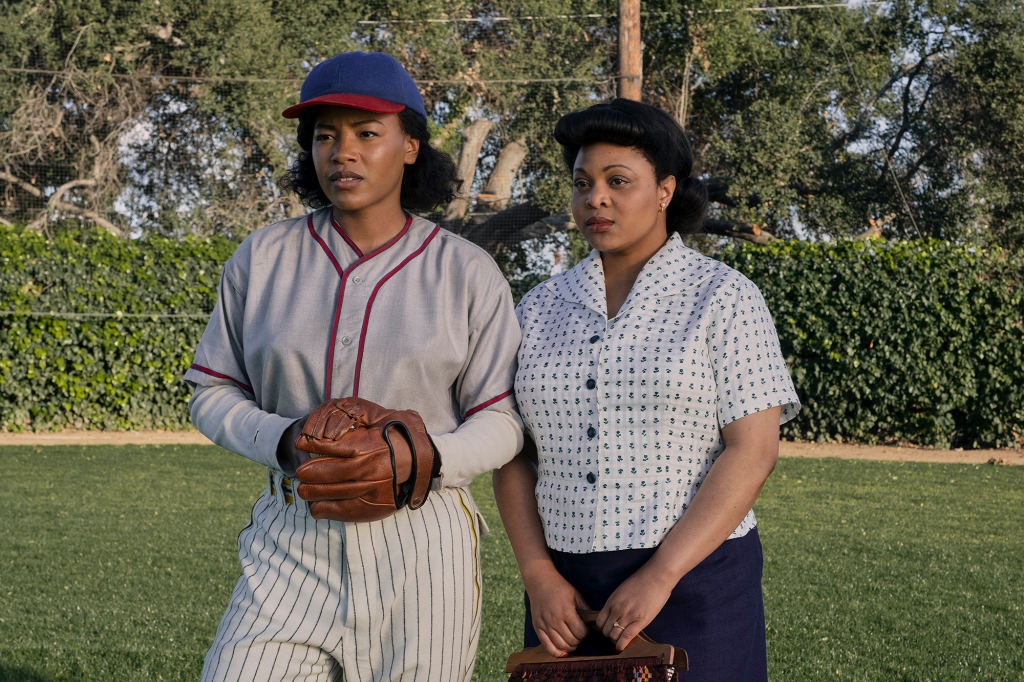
(493, 99, 801, 682)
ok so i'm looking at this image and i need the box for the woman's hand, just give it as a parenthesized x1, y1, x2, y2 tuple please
(494, 447, 593, 656)
(595, 407, 784, 650)
(525, 568, 592, 657)
(596, 561, 675, 651)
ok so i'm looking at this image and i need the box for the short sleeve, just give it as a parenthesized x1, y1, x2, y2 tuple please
(707, 276, 801, 428)
(454, 259, 520, 419)
(514, 290, 532, 327)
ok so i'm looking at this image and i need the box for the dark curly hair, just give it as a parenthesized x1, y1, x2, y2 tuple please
(553, 98, 708, 235)
(281, 108, 460, 213)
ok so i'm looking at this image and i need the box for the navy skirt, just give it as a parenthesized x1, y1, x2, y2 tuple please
(524, 527, 767, 682)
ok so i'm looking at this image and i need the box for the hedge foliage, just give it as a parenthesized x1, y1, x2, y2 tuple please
(719, 240, 1024, 448)
(0, 226, 235, 430)
(2, 226, 1022, 448)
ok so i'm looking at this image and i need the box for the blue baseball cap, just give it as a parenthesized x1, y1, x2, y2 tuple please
(282, 51, 427, 120)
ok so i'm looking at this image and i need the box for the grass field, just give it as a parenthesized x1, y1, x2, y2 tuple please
(1, 446, 1021, 681)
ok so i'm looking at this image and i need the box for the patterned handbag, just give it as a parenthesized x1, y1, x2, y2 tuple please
(506, 611, 688, 681)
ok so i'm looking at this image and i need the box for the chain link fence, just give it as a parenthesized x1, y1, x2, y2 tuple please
(5, 1, 1019, 256)
(0, 0, 624, 281)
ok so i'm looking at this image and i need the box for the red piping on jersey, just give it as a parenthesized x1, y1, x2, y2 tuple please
(464, 389, 514, 417)
(352, 225, 441, 397)
(330, 212, 363, 257)
(307, 214, 346, 400)
(307, 214, 344, 277)
(308, 212, 414, 400)
(189, 363, 254, 394)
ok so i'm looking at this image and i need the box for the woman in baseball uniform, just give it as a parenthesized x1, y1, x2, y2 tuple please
(186, 51, 523, 682)
(493, 99, 801, 681)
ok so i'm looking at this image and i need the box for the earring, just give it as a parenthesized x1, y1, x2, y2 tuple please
(659, 203, 667, 212)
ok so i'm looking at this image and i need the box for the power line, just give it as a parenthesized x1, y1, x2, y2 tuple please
(0, 2, 887, 86)
(355, 13, 608, 24)
(418, 76, 615, 84)
(355, 2, 885, 23)
(714, 1, 884, 11)
(0, 66, 613, 86)
(822, 7, 923, 239)
(0, 67, 301, 83)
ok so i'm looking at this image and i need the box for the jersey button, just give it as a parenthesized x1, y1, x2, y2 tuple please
(341, 336, 352, 346)
(589, 335, 600, 344)
(586, 472, 597, 484)
(586, 378, 596, 389)
(353, 276, 362, 284)
(587, 426, 596, 439)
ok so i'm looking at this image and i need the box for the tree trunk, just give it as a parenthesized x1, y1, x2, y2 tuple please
(476, 139, 527, 212)
(675, 51, 693, 129)
(443, 119, 493, 222)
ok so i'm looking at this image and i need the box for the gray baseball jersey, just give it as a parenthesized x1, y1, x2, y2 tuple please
(185, 208, 522, 483)
(186, 207, 522, 681)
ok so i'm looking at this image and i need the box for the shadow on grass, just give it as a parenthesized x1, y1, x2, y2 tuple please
(0, 664, 53, 682)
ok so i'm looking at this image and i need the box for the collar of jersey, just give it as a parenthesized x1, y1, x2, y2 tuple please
(544, 232, 722, 319)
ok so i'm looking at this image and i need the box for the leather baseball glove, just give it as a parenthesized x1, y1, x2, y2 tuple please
(293, 397, 437, 523)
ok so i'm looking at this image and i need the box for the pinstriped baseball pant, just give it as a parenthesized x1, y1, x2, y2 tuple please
(201, 470, 484, 682)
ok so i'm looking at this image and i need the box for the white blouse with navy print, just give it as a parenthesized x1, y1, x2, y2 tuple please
(514, 233, 801, 554)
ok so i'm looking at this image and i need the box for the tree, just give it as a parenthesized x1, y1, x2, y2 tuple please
(641, 0, 1024, 250)
(1, 0, 1022, 254)
(0, 0, 614, 240)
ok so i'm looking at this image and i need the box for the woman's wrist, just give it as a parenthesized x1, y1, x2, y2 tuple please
(520, 557, 563, 594)
(275, 417, 309, 475)
(639, 547, 690, 590)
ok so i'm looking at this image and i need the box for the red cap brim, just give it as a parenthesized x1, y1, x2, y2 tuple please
(281, 93, 406, 119)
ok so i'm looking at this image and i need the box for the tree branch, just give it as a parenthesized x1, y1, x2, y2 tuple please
(477, 138, 527, 211)
(880, 59, 929, 180)
(49, 200, 122, 236)
(705, 176, 822, 209)
(704, 177, 736, 207)
(443, 119, 493, 222)
(702, 218, 775, 245)
(0, 170, 44, 197)
(831, 53, 940, 153)
(880, 61, 938, 194)
(50, 178, 97, 199)
(901, 142, 941, 186)
(25, 178, 121, 236)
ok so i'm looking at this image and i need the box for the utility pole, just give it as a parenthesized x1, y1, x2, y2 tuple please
(618, 0, 642, 100)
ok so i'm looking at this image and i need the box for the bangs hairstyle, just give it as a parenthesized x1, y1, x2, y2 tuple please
(554, 99, 708, 235)
(281, 108, 460, 213)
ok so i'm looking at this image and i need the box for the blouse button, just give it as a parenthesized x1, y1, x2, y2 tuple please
(586, 472, 597, 484)
(589, 335, 600, 344)
(587, 426, 596, 439)
(586, 379, 596, 389)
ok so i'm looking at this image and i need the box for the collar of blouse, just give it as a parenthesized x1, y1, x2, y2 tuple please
(547, 232, 723, 320)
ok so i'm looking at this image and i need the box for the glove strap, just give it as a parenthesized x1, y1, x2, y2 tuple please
(381, 419, 436, 512)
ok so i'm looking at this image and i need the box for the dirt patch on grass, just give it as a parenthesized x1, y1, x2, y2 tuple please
(0, 429, 213, 446)
(0, 429, 1019, 464)
(779, 440, 1022, 465)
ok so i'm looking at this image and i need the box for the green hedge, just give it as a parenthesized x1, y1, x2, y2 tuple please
(0, 226, 236, 430)
(2, 226, 1022, 448)
(719, 240, 1024, 448)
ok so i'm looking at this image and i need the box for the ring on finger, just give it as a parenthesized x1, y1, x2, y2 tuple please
(613, 621, 626, 630)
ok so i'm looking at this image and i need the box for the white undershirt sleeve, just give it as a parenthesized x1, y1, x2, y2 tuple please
(430, 408, 524, 488)
(189, 383, 301, 470)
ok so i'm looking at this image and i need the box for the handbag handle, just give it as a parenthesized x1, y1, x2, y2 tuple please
(504, 610, 688, 673)
(574, 609, 654, 644)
